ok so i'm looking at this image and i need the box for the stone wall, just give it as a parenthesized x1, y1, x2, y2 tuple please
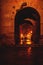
(0, 0, 43, 45)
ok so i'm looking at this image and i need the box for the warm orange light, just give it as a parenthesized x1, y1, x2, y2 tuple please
(26, 30, 32, 45)
(20, 40, 23, 45)
(20, 33, 24, 45)
(27, 47, 31, 55)
(26, 40, 32, 45)
(20, 33, 24, 38)
(20, 30, 32, 45)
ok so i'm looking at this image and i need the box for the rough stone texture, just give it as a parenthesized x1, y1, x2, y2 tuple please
(0, 0, 43, 44)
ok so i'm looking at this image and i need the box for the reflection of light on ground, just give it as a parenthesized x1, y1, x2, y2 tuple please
(27, 47, 32, 55)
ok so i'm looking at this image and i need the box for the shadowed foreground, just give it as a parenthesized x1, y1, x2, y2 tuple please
(0, 45, 43, 65)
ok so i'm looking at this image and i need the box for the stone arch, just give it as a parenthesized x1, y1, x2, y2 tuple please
(15, 7, 40, 45)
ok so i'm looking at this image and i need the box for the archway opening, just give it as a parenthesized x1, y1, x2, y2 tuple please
(19, 20, 33, 45)
(15, 7, 40, 45)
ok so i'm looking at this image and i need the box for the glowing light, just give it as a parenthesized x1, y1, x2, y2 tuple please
(27, 31, 32, 39)
(20, 33, 24, 38)
(26, 40, 32, 45)
(20, 40, 23, 45)
(20, 30, 32, 45)
(26, 30, 32, 44)
(20, 33, 24, 45)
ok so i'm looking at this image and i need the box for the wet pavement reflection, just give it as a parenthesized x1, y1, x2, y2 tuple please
(0, 46, 43, 65)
